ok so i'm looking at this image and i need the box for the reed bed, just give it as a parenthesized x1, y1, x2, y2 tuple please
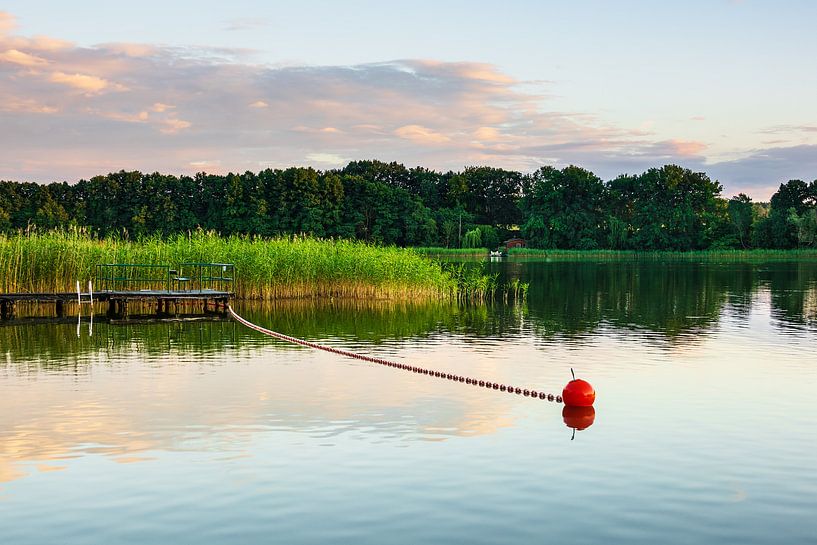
(414, 247, 490, 256)
(444, 262, 528, 302)
(0, 230, 458, 300)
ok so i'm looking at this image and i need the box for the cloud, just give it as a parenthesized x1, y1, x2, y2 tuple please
(98, 43, 157, 57)
(474, 127, 501, 141)
(306, 153, 347, 165)
(761, 124, 817, 134)
(0, 11, 16, 35)
(394, 124, 451, 145)
(707, 145, 817, 200)
(160, 118, 192, 134)
(189, 159, 222, 172)
(669, 139, 708, 157)
(99, 110, 149, 123)
(0, 48, 47, 66)
(409, 59, 516, 85)
(49, 71, 114, 93)
(0, 12, 810, 201)
(0, 97, 57, 114)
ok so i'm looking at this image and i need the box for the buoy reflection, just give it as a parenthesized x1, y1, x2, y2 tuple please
(562, 406, 596, 440)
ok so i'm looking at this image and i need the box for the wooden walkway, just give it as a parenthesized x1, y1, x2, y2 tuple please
(0, 289, 233, 320)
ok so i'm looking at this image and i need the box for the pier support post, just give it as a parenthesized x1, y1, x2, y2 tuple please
(56, 300, 64, 318)
(3, 300, 17, 320)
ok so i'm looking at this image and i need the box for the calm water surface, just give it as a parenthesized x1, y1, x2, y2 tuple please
(1, 260, 816, 544)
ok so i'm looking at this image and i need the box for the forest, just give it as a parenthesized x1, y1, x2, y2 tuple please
(1, 161, 816, 250)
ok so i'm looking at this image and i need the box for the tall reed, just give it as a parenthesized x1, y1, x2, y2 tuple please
(413, 247, 490, 256)
(0, 230, 456, 299)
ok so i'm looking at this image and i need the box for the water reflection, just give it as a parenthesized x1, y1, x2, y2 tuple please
(2, 259, 817, 486)
(0, 339, 535, 484)
(1, 261, 816, 366)
(493, 260, 817, 337)
(562, 406, 596, 431)
(2, 260, 817, 545)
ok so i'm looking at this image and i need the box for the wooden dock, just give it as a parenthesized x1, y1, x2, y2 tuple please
(2, 262, 236, 321)
(0, 289, 233, 320)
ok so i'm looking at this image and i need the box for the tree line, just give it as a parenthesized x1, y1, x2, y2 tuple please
(1, 161, 815, 249)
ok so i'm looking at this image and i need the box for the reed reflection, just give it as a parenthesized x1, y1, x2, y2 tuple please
(3, 260, 817, 485)
(2, 261, 817, 365)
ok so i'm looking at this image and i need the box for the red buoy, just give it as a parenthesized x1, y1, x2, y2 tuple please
(562, 369, 595, 407)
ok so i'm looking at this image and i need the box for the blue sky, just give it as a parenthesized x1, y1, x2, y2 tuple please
(1, 0, 816, 198)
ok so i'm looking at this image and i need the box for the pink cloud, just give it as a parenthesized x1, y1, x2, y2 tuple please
(473, 127, 501, 141)
(669, 139, 708, 157)
(0, 11, 790, 200)
(394, 124, 451, 145)
(99, 110, 149, 123)
(0, 97, 57, 114)
(98, 43, 157, 57)
(0, 11, 16, 35)
(49, 71, 115, 93)
(159, 118, 192, 134)
(0, 48, 47, 66)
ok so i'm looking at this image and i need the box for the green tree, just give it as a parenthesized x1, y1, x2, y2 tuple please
(476, 224, 501, 249)
(789, 208, 817, 247)
(728, 194, 754, 248)
(520, 165, 604, 249)
(458, 166, 522, 227)
(434, 207, 472, 247)
(757, 180, 817, 248)
(462, 227, 482, 248)
(628, 166, 722, 250)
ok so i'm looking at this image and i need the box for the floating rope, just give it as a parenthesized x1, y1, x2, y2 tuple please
(228, 305, 563, 403)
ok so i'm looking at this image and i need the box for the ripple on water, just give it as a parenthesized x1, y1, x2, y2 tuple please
(2, 261, 817, 544)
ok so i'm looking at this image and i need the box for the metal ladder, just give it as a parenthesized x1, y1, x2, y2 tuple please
(76, 280, 94, 305)
(76, 280, 94, 337)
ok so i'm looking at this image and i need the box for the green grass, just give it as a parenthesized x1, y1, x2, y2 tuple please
(0, 230, 459, 299)
(414, 247, 490, 255)
(507, 247, 817, 261)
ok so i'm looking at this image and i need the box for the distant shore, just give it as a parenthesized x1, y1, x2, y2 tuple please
(415, 247, 817, 260)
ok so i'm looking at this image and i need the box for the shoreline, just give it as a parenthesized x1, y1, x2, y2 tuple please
(415, 247, 817, 260)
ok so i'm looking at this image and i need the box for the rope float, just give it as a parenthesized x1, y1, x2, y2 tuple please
(227, 305, 592, 404)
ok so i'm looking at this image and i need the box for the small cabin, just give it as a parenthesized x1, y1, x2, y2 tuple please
(503, 238, 526, 249)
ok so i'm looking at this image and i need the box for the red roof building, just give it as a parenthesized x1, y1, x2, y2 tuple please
(503, 238, 526, 249)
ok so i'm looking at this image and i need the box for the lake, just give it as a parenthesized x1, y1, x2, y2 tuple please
(1, 259, 816, 544)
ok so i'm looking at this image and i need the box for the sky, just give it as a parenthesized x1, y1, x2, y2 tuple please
(1, 1, 816, 199)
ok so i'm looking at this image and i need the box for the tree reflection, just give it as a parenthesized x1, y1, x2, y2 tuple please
(2, 261, 816, 365)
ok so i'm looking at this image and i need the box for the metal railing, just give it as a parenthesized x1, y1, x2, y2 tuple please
(95, 263, 235, 293)
(178, 263, 235, 292)
(96, 264, 172, 292)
